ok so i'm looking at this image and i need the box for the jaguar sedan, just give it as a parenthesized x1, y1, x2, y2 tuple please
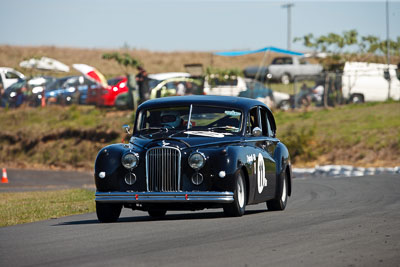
(94, 95, 292, 222)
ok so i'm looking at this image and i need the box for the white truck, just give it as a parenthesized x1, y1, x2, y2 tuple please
(244, 56, 323, 84)
(342, 62, 400, 103)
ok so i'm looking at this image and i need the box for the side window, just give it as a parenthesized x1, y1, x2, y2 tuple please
(299, 58, 308, 65)
(266, 109, 276, 137)
(260, 108, 272, 137)
(246, 107, 259, 135)
(5, 72, 20, 79)
(284, 57, 293, 65)
(166, 82, 177, 89)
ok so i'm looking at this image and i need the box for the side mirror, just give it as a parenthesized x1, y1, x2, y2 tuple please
(252, 127, 262, 137)
(122, 124, 131, 134)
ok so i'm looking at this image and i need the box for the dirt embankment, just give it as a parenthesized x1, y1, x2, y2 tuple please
(0, 129, 121, 171)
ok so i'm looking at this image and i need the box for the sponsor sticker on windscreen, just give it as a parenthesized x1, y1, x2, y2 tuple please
(225, 110, 241, 116)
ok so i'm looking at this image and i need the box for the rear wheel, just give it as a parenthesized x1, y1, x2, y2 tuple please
(223, 170, 246, 217)
(267, 171, 288, 211)
(148, 209, 167, 218)
(350, 94, 364, 103)
(96, 202, 122, 223)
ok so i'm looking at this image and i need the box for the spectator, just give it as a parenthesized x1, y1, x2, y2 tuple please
(176, 82, 186, 96)
(136, 66, 149, 102)
(0, 83, 4, 107)
(296, 83, 311, 107)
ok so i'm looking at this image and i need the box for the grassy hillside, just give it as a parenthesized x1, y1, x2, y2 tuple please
(1, 102, 399, 170)
(0, 45, 270, 79)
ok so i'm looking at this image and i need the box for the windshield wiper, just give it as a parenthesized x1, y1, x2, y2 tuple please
(207, 126, 239, 132)
(139, 127, 171, 135)
(167, 129, 185, 138)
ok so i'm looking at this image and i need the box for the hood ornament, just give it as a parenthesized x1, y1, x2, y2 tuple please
(162, 140, 170, 146)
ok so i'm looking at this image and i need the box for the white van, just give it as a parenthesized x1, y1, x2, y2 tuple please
(203, 76, 247, 96)
(342, 62, 400, 102)
(0, 67, 25, 89)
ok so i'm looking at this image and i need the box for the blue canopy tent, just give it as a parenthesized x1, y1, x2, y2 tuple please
(213, 46, 304, 57)
(213, 46, 304, 82)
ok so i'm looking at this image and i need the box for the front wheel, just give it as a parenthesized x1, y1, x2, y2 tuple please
(96, 202, 122, 223)
(267, 171, 288, 211)
(223, 170, 246, 217)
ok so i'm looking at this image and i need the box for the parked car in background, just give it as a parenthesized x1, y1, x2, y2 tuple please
(238, 79, 291, 110)
(27, 76, 56, 100)
(1, 80, 28, 107)
(244, 56, 323, 84)
(45, 76, 98, 105)
(94, 95, 292, 222)
(114, 72, 193, 109)
(45, 76, 73, 103)
(0, 67, 25, 89)
(149, 77, 203, 99)
(148, 72, 191, 91)
(87, 76, 128, 106)
(203, 76, 247, 96)
(342, 62, 400, 103)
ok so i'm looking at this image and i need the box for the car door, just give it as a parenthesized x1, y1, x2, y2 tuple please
(259, 107, 278, 198)
(247, 106, 276, 203)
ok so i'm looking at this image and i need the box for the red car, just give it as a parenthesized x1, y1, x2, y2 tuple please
(87, 76, 128, 106)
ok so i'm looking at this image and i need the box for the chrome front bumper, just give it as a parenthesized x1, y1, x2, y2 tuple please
(95, 191, 234, 203)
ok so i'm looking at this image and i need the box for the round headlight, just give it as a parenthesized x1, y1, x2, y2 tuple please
(188, 152, 206, 170)
(121, 153, 138, 169)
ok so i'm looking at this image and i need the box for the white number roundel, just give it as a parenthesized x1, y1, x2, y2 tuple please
(257, 153, 268, 194)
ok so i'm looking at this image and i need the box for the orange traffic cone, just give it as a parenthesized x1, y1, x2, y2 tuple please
(1, 168, 9, 183)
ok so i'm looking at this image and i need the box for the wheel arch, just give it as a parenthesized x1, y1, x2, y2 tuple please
(240, 165, 250, 205)
(273, 142, 291, 197)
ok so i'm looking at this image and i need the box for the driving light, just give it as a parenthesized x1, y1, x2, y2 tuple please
(121, 153, 138, 169)
(188, 152, 205, 170)
(191, 173, 204, 185)
(124, 172, 137, 185)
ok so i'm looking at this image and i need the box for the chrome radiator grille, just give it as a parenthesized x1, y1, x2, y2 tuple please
(146, 147, 181, 191)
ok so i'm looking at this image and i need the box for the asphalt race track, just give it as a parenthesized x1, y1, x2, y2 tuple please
(0, 173, 399, 267)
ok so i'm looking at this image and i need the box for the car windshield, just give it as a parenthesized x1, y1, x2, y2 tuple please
(148, 79, 161, 90)
(107, 78, 123, 86)
(137, 105, 242, 133)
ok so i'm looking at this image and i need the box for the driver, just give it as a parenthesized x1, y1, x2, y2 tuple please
(160, 110, 182, 128)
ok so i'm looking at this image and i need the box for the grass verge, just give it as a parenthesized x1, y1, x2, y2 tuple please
(0, 189, 95, 227)
(0, 101, 399, 169)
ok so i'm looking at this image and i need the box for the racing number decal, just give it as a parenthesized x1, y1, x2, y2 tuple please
(257, 153, 268, 194)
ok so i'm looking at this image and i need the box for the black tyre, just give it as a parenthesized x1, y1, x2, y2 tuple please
(267, 171, 288, 211)
(223, 170, 246, 217)
(96, 202, 122, 223)
(350, 94, 364, 103)
(148, 209, 167, 218)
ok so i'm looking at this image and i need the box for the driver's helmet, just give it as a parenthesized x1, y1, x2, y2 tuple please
(160, 110, 181, 128)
